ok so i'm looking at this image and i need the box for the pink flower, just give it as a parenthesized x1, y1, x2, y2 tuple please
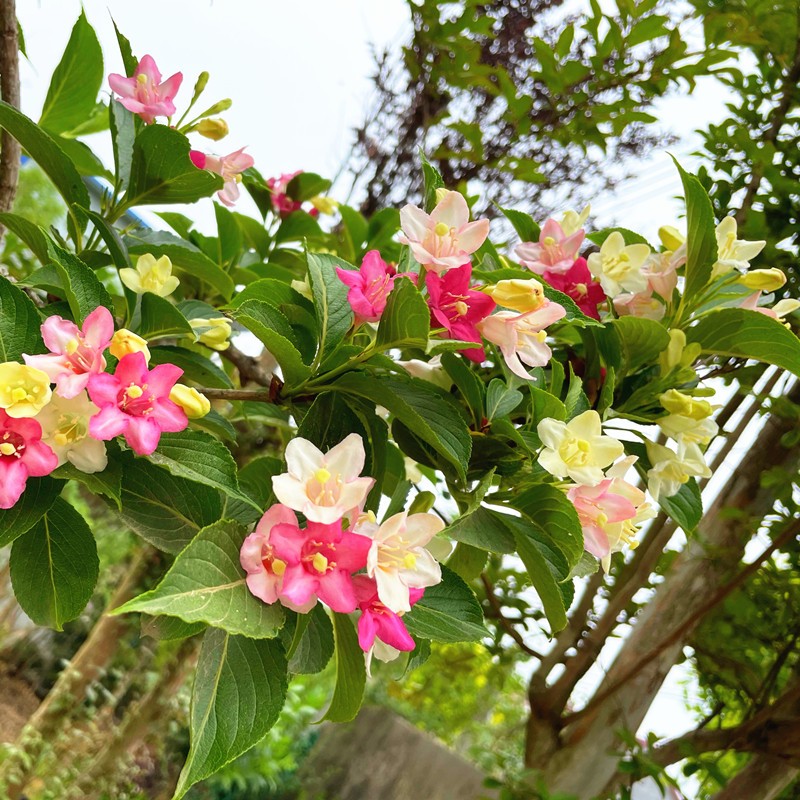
(266, 171, 304, 218)
(567, 479, 638, 559)
(478, 300, 566, 379)
(353, 575, 422, 654)
(24, 307, 114, 399)
(542, 258, 606, 320)
(0, 410, 58, 509)
(516, 218, 585, 275)
(190, 147, 255, 206)
(86, 352, 188, 456)
(336, 251, 412, 325)
(268, 516, 371, 613)
(108, 55, 182, 124)
(642, 246, 683, 299)
(399, 190, 490, 274)
(613, 289, 666, 321)
(426, 263, 496, 362)
(239, 504, 315, 613)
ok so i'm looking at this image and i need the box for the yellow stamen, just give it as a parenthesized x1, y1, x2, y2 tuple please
(403, 553, 417, 569)
(314, 467, 331, 485)
(0, 442, 16, 456)
(454, 300, 468, 316)
(434, 222, 450, 237)
(312, 552, 329, 573)
(136, 73, 148, 85)
(65, 339, 80, 356)
(126, 385, 144, 399)
(543, 236, 556, 246)
(272, 559, 287, 577)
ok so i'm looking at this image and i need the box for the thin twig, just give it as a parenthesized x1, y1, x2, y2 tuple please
(480, 573, 544, 659)
(0, 0, 20, 239)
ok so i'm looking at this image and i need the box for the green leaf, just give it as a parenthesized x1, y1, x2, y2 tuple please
(0, 100, 90, 211)
(173, 628, 287, 799)
(287, 605, 335, 674)
(118, 457, 222, 553)
(687, 308, 800, 378)
(441, 351, 484, 425)
(149, 345, 232, 389)
(231, 300, 311, 387)
(0, 477, 63, 548)
(0, 274, 44, 362)
(214, 203, 243, 269)
(330, 373, 472, 482)
(9, 497, 98, 630)
(286, 171, 331, 201)
(420, 150, 445, 212)
(587, 227, 652, 247)
(445, 506, 516, 553)
(227, 278, 310, 312)
(111, 18, 137, 78)
(114, 520, 284, 638)
(141, 615, 206, 641)
(606, 316, 670, 375)
(543, 284, 603, 327)
(0, 212, 49, 263)
(46, 237, 114, 323)
(147, 430, 260, 512)
(376, 276, 430, 349)
(77, 206, 130, 268)
(498, 205, 540, 242)
(110, 98, 135, 188)
(321, 613, 366, 723)
(306, 252, 354, 364)
(135, 293, 194, 340)
(486, 379, 523, 420)
(403, 566, 487, 642)
(672, 157, 716, 302)
(53, 458, 122, 509)
(125, 125, 222, 209)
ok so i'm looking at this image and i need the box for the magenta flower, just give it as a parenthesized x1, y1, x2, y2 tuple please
(399, 190, 490, 274)
(426, 263, 496, 362)
(24, 307, 114, 399)
(265, 171, 303, 218)
(336, 251, 412, 325)
(190, 147, 255, 207)
(86, 352, 188, 456)
(543, 258, 606, 320)
(516, 218, 585, 275)
(268, 516, 371, 613)
(108, 55, 182, 124)
(0, 410, 58, 509)
(353, 575, 422, 654)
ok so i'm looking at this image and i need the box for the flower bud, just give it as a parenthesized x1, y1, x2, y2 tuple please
(196, 117, 229, 141)
(434, 187, 450, 204)
(658, 226, 685, 251)
(484, 278, 545, 313)
(409, 491, 436, 513)
(310, 195, 338, 215)
(189, 317, 232, 351)
(169, 384, 211, 419)
(201, 98, 233, 116)
(738, 268, 786, 292)
(109, 329, 151, 362)
(659, 389, 713, 420)
(192, 71, 210, 99)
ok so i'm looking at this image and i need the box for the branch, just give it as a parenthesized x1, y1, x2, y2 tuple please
(0, 0, 20, 237)
(200, 386, 280, 404)
(480, 573, 544, 659)
(219, 344, 275, 388)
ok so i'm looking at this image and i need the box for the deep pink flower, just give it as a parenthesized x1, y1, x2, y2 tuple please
(543, 258, 606, 320)
(336, 251, 413, 325)
(24, 307, 114, 399)
(108, 55, 182, 124)
(426, 263, 496, 362)
(190, 148, 255, 207)
(353, 575, 423, 654)
(0, 410, 58, 509)
(266, 171, 304, 218)
(86, 352, 188, 456)
(268, 516, 371, 613)
(516, 218, 585, 275)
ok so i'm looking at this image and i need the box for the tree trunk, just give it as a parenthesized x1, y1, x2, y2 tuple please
(712, 755, 797, 800)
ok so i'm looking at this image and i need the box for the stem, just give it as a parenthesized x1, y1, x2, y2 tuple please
(0, 0, 20, 242)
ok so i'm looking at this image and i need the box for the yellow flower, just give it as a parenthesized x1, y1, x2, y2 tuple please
(310, 195, 338, 215)
(169, 384, 211, 419)
(712, 217, 765, 279)
(109, 329, 151, 362)
(0, 363, 52, 418)
(484, 278, 546, 313)
(119, 254, 180, 297)
(659, 329, 701, 376)
(738, 268, 786, 292)
(560, 204, 590, 236)
(189, 317, 231, 351)
(587, 231, 650, 298)
(196, 118, 229, 141)
(659, 389, 713, 421)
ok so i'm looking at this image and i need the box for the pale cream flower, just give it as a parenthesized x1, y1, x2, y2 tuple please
(0, 363, 52, 418)
(119, 253, 180, 297)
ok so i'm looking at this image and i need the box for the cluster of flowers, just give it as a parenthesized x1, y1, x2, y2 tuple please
(239, 434, 444, 667)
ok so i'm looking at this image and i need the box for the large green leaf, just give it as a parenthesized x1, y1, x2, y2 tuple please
(0, 477, 63, 548)
(54, 457, 122, 509)
(0, 212, 49, 264)
(376, 276, 430, 349)
(0, 274, 44, 361)
(9, 497, 98, 630)
(287, 604, 335, 674)
(321, 613, 366, 723)
(330, 373, 472, 482)
(605, 316, 671, 375)
(403, 565, 487, 642)
(306, 252, 354, 364)
(114, 520, 284, 638)
(110, 98, 135, 188)
(46, 238, 114, 323)
(498, 205, 540, 243)
(445, 506, 516, 554)
(687, 308, 800, 378)
(135, 293, 194, 340)
(173, 628, 287, 799)
(149, 345, 232, 389)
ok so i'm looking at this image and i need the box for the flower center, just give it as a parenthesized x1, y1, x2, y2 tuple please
(559, 436, 592, 467)
(53, 413, 87, 447)
(574, 282, 588, 296)
(603, 252, 631, 280)
(302, 540, 337, 575)
(0, 431, 24, 459)
(260, 544, 287, 576)
(434, 222, 450, 237)
(119, 383, 155, 417)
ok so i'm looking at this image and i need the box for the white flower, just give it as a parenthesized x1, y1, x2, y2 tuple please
(396, 354, 453, 391)
(712, 217, 765, 279)
(271, 433, 375, 524)
(559, 204, 591, 237)
(35, 391, 107, 473)
(362, 511, 444, 613)
(537, 410, 625, 486)
(645, 441, 711, 502)
(587, 231, 650, 298)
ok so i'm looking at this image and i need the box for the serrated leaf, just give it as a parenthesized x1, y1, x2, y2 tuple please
(306, 252, 354, 364)
(286, 172, 331, 201)
(288, 604, 335, 674)
(376, 276, 430, 349)
(53, 457, 122, 509)
(498, 205, 540, 242)
(445, 506, 516, 553)
(0, 476, 64, 548)
(486, 379, 523, 420)
(135, 293, 194, 340)
(46, 237, 114, 323)
(141, 615, 206, 641)
(0, 212, 49, 264)
(320, 613, 366, 723)
(606, 316, 671, 375)
(0, 274, 45, 362)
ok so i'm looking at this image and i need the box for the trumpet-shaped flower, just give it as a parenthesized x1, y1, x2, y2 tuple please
(0, 410, 58, 509)
(267, 171, 303, 217)
(543, 258, 606, 320)
(538, 410, 625, 486)
(87, 352, 187, 456)
(515, 218, 585, 275)
(478, 300, 566, 380)
(741, 291, 800, 322)
(109, 328, 151, 363)
(559, 204, 591, 237)
(484, 278, 546, 313)
(108, 55, 182, 124)
(646, 441, 711, 502)
(712, 217, 766, 279)
(641, 246, 683, 299)
(23, 306, 114, 400)
(189, 317, 232, 351)
(190, 147, 255, 207)
(360, 511, 444, 613)
(0, 363, 52, 417)
(426, 263, 496, 362)
(35, 391, 107, 473)
(272, 433, 375, 524)
(587, 231, 650, 298)
(120, 254, 180, 297)
(268, 516, 371, 613)
(399, 190, 490, 274)
(613, 289, 665, 321)
(336, 251, 412, 325)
